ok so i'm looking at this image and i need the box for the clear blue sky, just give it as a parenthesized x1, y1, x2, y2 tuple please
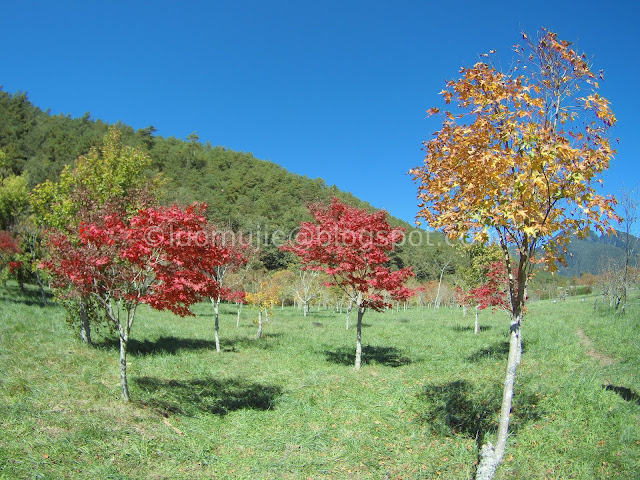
(1, 0, 637, 226)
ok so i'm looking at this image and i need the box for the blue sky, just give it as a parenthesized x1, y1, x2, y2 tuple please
(1, 0, 637, 226)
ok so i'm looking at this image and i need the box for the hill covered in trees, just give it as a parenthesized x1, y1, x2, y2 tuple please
(0, 87, 462, 277)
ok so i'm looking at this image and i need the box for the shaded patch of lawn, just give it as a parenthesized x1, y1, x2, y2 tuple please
(135, 376, 283, 416)
(323, 344, 413, 367)
(95, 335, 217, 355)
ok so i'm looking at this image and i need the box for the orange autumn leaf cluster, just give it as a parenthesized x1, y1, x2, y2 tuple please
(411, 30, 619, 272)
(246, 280, 279, 313)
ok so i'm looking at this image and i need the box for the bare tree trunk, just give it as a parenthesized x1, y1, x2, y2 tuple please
(257, 310, 263, 339)
(474, 305, 480, 335)
(79, 297, 92, 345)
(476, 317, 521, 479)
(113, 306, 137, 403)
(434, 259, 452, 309)
(119, 324, 130, 402)
(346, 298, 353, 330)
(211, 297, 221, 353)
(355, 306, 364, 370)
(236, 303, 241, 328)
(34, 270, 48, 306)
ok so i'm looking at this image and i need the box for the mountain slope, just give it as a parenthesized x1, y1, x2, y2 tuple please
(0, 87, 462, 276)
(558, 230, 639, 277)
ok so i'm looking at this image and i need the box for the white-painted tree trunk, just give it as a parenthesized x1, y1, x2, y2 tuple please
(211, 296, 221, 353)
(79, 297, 92, 345)
(118, 322, 130, 402)
(354, 306, 364, 370)
(475, 316, 521, 479)
(474, 305, 480, 335)
(354, 292, 365, 370)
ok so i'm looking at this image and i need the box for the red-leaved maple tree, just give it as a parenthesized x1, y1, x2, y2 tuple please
(282, 198, 414, 369)
(42, 202, 226, 401)
(204, 231, 248, 352)
(463, 261, 510, 334)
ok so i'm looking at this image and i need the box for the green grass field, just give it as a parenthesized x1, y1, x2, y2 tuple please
(1, 284, 639, 479)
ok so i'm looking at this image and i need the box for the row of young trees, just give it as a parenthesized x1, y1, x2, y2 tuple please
(7, 129, 421, 401)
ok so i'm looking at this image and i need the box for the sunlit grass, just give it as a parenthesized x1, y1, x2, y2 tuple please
(0, 283, 638, 479)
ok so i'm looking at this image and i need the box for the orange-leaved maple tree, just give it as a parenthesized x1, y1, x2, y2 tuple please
(281, 198, 414, 369)
(42, 202, 227, 402)
(410, 29, 618, 479)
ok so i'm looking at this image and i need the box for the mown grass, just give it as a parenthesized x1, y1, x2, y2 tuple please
(0, 283, 638, 479)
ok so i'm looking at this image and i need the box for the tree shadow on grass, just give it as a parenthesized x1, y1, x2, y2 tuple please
(0, 284, 53, 307)
(96, 336, 217, 356)
(324, 345, 413, 367)
(603, 384, 640, 405)
(98, 332, 285, 355)
(135, 376, 283, 416)
(467, 340, 526, 362)
(220, 332, 284, 352)
(414, 380, 544, 449)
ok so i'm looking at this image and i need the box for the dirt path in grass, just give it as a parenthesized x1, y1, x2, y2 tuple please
(576, 328, 616, 367)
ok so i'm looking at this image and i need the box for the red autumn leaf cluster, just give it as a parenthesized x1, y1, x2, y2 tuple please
(0, 231, 21, 256)
(42, 203, 229, 317)
(282, 198, 414, 311)
(463, 261, 510, 312)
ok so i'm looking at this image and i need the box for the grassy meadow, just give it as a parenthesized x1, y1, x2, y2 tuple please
(1, 284, 639, 479)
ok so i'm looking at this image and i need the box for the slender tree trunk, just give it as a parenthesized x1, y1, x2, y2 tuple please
(303, 302, 309, 317)
(236, 303, 241, 328)
(346, 298, 353, 330)
(257, 310, 263, 339)
(354, 302, 365, 370)
(434, 259, 451, 309)
(474, 305, 480, 335)
(118, 320, 131, 402)
(476, 316, 521, 479)
(79, 297, 92, 345)
(34, 270, 48, 306)
(211, 296, 221, 353)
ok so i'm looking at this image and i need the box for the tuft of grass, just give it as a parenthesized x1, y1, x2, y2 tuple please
(0, 283, 638, 479)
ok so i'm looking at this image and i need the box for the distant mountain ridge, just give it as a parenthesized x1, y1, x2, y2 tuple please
(558, 230, 639, 277)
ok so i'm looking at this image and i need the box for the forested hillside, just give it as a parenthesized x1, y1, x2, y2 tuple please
(0, 87, 462, 277)
(557, 230, 639, 277)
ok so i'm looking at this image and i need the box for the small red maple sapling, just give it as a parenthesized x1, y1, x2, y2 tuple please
(203, 231, 248, 352)
(463, 261, 510, 334)
(282, 198, 414, 369)
(43, 202, 227, 401)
